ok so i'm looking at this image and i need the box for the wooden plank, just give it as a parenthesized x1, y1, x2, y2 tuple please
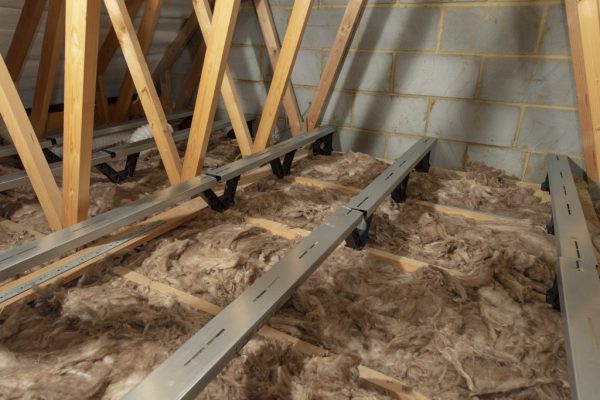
(252, 0, 313, 151)
(193, 0, 253, 156)
(62, 0, 101, 226)
(174, 40, 206, 110)
(104, 0, 183, 185)
(565, 0, 600, 182)
(253, 0, 302, 135)
(112, 0, 164, 122)
(30, 0, 65, 138)
(151, 11, 199, 83)
(181, 0, 241, 179)
(159, 71, 174, 113)
(95, 0, 145, 122)
(0, 55, 63, 230)
(306, 0, 365, 131)
(111, 266, 429, 399)
(5, 0, 46, 82)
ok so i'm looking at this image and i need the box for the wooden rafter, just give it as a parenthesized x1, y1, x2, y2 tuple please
(96, 0, 145, 122)
(104, 0, 183, 184)
(181, 0, 241, 180)
(112, 0, 164, 122)
(174, 39, 206, 110)
(152, 11, 199, 84)
(307, 0, 364, 131)
(0, 55, 63, 230)
(565, 0, 600, 182)
(5, 0, 46, 82)
(30, 0, 66, 137)
(62, 0, 101, 226)
(252, 0, 313, 151)
(193, 0, 253, 157)
(253, 0, 302, 135)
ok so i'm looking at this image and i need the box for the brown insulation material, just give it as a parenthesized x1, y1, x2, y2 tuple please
(234, 178, 351, 230)
(293, 152, 389, 188)
(407, 163, 550, 224)
(132, 210, 294, 307)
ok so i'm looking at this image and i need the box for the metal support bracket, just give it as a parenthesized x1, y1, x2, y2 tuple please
(312, 133, 333, 155)
(200, 176, 240, 212)
(270, 150, 296, 179)
(95, 153, 140, 184)
(345, 214, 372, 250)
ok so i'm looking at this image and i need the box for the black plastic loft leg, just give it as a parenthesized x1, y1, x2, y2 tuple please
(546, 216, 555, 235)
(345, 215, 372, 250)
(546, 277, 560, 311)
(201, 176, 240, 212)
(270, 150, 296, 179)
(312, 134, 333, 156)
(95, 153, 140, 184)
(228, 119, 257, 139)
(43, 149, 62, 163)
(415, 152, 431, 173)
(541, 174, 550, 192)
(391, 175, 410, 203)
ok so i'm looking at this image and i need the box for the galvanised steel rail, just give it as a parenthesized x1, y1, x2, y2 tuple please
(124, 138, 436, 400)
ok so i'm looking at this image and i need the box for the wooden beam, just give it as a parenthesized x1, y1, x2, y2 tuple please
(95, 0, 145, 122)
(112, 0, 164, 122)
(104, 0, 183, 184)
(5, 0, 46, 82)
(252, 0, 313, 151)
(112, 266, 429, 399)
(253, 0, 302, 135)
(181, 0, 241, 179)
(565, 0, 600, 182)
(62, 0, 101, 226)
(30, 0, 65, 137)
(151, 11, 199, 83)
(174, 40, 206, 110)
(306, 0, 364, 130)
(193, 0, 253, 156)
(0, 55, 63, 230)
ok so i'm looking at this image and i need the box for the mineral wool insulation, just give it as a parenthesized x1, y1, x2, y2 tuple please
(0, 131, 567, 399)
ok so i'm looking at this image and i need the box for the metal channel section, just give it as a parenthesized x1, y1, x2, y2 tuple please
(346, 137, 435, 216)
(0, 118, 233, 192)
(0, 126, 337, 284)
(546, 154, 600, 400)
(124, 206, 364, 400)
(206, 126, 335, 181)
(124, 138, 436, 400)
(0, 110, 193, 159)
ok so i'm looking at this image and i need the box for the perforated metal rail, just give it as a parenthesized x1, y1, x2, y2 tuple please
(544, 154, 600, 400)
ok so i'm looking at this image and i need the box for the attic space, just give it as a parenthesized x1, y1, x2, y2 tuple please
(0, 1, 598, 399)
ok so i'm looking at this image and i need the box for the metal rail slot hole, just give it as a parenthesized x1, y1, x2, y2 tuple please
(575, 241, 581, 259)
(253, 290, 267, 302)
(563, 186, 567, 196)
(385, 171, 395, 180)
(266, 277, 280, 289)
(567, 203, 572, 215)
(356, 197, 369, 208)
(576, 260, 581, 271)
(184, 329, 226, 366)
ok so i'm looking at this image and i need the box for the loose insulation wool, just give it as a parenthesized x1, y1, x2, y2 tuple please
(0, 144, 567, 399)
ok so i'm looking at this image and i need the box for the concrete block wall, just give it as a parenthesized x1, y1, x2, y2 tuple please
(221, 0, 582, 181)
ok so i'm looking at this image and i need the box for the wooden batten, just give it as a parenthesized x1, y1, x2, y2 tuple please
(30, 0, 66, 138)
(252, 0, 313, 151)
(193, 0, 253, 156)
(307, 0, 365, 130)
(181, 0, 242, 179)
(104, 0, 183, 185)
(112, 0, 164, 122)
(0, 55, 63, 230)
(253, 0, 303, 135)
(5, 0, 46, 82)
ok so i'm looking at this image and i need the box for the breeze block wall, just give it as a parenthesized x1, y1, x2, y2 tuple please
(220, 0, 582, 181)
